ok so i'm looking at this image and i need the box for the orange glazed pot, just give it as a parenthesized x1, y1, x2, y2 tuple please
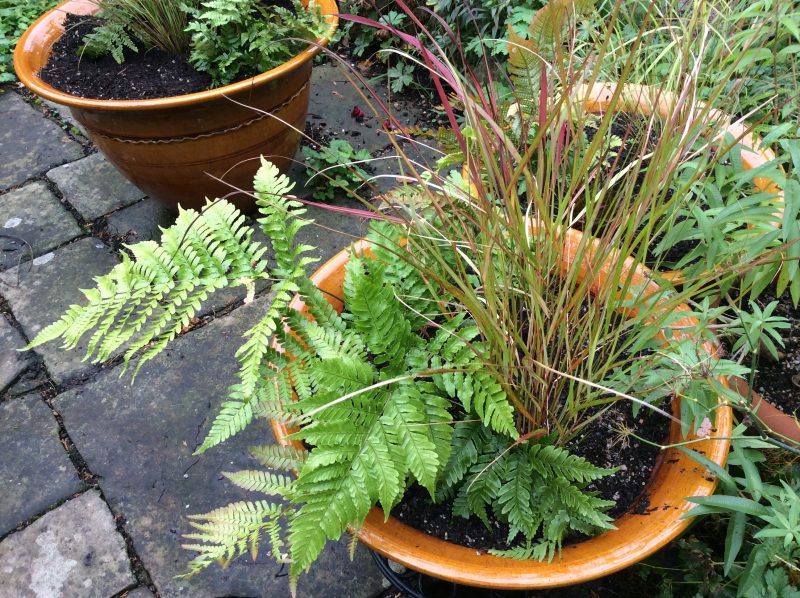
(13, 0, 338, 211)
(730, 377, 800, 447)
(271, 228, 733, 590)
(574, 82, 782, 205)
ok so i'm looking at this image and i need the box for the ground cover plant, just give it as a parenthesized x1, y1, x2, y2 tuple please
(302, 139, 372, 200)
(338, 0, 547, 93)
(0, 0, 57, 82)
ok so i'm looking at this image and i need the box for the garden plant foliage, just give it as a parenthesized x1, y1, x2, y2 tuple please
(17, 0, 800, 595)
(79, 0, 327, 86)
(0, 0, 57, 82)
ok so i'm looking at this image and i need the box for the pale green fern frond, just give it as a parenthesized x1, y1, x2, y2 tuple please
(198, 159, 317, 453)
(182, 500, 287, 576)
(223, 469, 294, 496)
(249, 444, 308, 471)
(26, 199, 268, 377)
(196, 355, 290, 454)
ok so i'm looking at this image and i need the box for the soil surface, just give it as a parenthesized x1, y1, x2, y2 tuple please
(41, 15, 210, 100)
(750, 288, 800, 416)
(393, 401, 670, 553)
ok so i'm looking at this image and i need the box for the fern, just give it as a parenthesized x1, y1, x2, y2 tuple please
(27, 198, 268, 377)
(196, 159, 315, 453)
(223, 469, 294, 496)
(80, 21, 138, 64)
(428, 319, 517, 439)
(182, 500, 288, 575)
(249, 444, 308, 470)
(446, 427, 616, 554)
(30, 155, 622, 587)
(507, 0, 596, 112)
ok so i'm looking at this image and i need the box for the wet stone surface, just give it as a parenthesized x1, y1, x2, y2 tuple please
(0, 181, 83, 270)
(0, 91, 83, 191)
(0, 489, 136, 597)
(0, 317, 32, 395)
(0, 393, 83, 537)
(292, 64, 442, 196)
(55, 293, 384, 597)
(0, 237, 120, 384)
(43, 100, 88, 139)
(123, 587, 157, 598)
(47, 153, 146, 220)
(104, 198, 175, 244)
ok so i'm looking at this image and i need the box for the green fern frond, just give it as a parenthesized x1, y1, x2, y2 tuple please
(382, 383, 445, 495)
(489, 540, 555, 561)
(343, 255, 420, 367)
(444, 422, 615, 554)
(428, 324, 517, 439)
(440, 420, 486, 496)
(182, 500, 287, 576)
(249, 444, 308, 470)
(223, 469, 294, 496)
(528, 444, 613, 484)
(497, 451, 538, 542)
(27, 199, 267, 377)
(80, 21, 138, 63)
(297, 277, 347, 333)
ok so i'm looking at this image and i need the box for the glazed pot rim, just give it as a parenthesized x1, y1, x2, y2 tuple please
(13, 0, 339, 111)
(272, 227, 734, 589)
(731, 376, 800, 447)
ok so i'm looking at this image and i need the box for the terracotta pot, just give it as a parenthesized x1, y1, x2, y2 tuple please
(575, 82, 782, 206)
(271, 228, 733, 590)
(731, 376, 800, 446)
(574, 82, 784, 282)
(13, 0, 338, 211)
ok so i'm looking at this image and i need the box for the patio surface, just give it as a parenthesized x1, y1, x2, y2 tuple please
(0, 63, 437, 598)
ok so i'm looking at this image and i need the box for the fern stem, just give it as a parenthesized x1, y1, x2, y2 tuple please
(302, 373, 420, 419)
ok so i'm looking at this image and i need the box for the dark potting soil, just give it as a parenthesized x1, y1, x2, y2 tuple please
(393, 401, 670, 553)
(40, 15, 211, 100)
(750, 288, 800, 417)
(584, 111, 661, 175)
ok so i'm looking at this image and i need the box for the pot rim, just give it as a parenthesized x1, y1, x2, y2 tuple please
(731, 376, 800, 447)
(13, 0, 339, 111)
(272, 227, 733, 589)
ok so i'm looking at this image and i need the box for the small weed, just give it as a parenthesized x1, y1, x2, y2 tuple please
(303, 139, 372, 201)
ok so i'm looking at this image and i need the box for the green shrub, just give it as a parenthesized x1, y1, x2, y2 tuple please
(0, 0, 58, 82)
(184, 0, 326, 86)
(302, 139, 372, 201)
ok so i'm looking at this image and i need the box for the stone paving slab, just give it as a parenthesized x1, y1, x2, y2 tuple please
(44, 100, 88, 139)
(0, 91, 83, 192)
(0, 181, 83, 271)
(0, 393, 83, 537)
(47, 153, 147, 221)
(0, 489, 136, 597)
(291, 64, 442, 196)
(123, 587, 156, 598)
(0, 317, 32, 395)
(105, 198, 175, 244)
(0, 237, 120, 384)
(55, 293, 384, 597)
